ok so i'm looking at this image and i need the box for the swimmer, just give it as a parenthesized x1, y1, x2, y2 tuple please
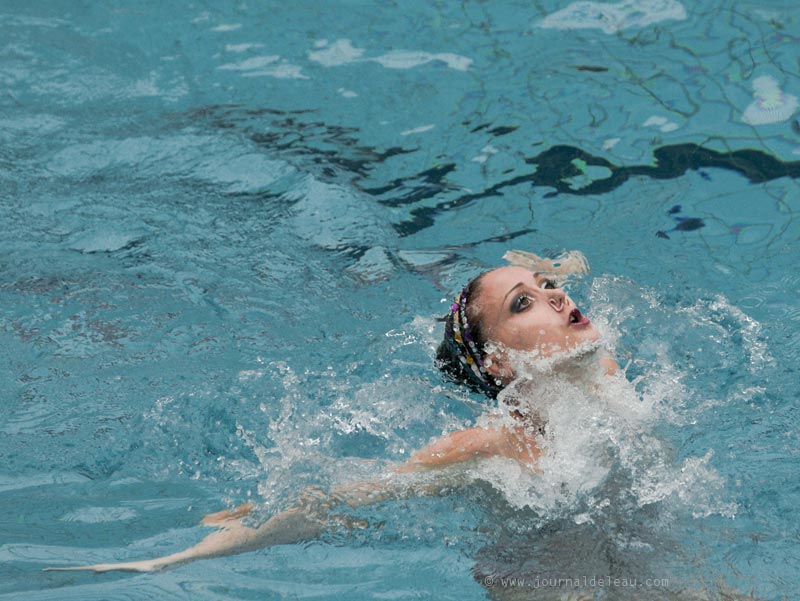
(45, 250, 617, 574)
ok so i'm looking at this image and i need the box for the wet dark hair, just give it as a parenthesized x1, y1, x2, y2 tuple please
(436, 272, 503, 398)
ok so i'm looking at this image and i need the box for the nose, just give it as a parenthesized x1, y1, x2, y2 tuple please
(546, 288, 566, 311)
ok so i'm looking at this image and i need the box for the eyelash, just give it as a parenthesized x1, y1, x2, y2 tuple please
(513, 294, 533, 312)
(512, 279, 559, 312)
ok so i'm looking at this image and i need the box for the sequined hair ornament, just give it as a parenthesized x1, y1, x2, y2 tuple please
(443, 283, 500, 395)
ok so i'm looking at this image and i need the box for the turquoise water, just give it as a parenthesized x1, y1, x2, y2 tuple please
(2, 1, 799, 599)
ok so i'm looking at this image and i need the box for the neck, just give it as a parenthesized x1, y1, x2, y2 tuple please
(498, 346, 616, 410)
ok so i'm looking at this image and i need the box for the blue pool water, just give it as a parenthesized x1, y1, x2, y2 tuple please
(2, 1, 799, 599)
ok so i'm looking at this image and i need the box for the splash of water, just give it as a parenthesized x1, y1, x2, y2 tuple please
(467, 306, 737, 524)
(209, 274, 751, 533)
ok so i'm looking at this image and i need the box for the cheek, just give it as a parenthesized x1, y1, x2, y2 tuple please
(506, 323, 558, 351)
(491, 311, 568, 350)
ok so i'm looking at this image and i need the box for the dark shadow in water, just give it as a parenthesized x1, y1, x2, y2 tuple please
(188, 104, 415, 180)
(528, 143, 800, 194)
(189, 106, 800, 240)
(393, 144, 800, 237)
(363, 163, 459, 207)
(462, 474, 755, 601)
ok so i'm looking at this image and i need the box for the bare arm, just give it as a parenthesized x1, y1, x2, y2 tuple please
(44, 502, 322, 573)
(44, 425, 539, 573)
(395, 424, 539, 473)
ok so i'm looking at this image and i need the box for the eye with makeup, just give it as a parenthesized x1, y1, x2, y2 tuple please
(512, 293, 533, 313)
(511, 279, 560, 313)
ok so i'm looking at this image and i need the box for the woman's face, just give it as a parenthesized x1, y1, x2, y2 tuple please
(475, 266, 600, 378)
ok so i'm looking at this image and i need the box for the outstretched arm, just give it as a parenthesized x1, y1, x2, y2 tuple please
(44, 425, 538, 573)
(44, 502, 321, 573)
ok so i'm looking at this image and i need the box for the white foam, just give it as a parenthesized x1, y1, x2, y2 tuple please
(238, 369, 265, 382)
(643, 116, 668, 127)
(539, 0, 686, 34)
(370, 51, 472, 71)
(493, 340, 604, 379)
(481, 362, 732, 520)
(644, 115, 680, 132)
(307, 38, 472, 71)
(242, 64, 309, 79)
(472, 145, 499, 163)
(742, 75, 798, 125)
(307, 39, 364, 66)
(222, 278, 739, 528)
(242, 359, 447, 511)
(465, 284, 737, 522)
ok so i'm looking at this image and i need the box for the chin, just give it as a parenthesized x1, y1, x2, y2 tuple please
(571, 325, 601, 345)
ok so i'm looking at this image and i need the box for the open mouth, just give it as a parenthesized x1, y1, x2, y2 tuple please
(569, 308, 590, 326)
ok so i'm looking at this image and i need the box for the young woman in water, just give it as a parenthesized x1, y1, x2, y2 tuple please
(46, 251, 619, 574)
